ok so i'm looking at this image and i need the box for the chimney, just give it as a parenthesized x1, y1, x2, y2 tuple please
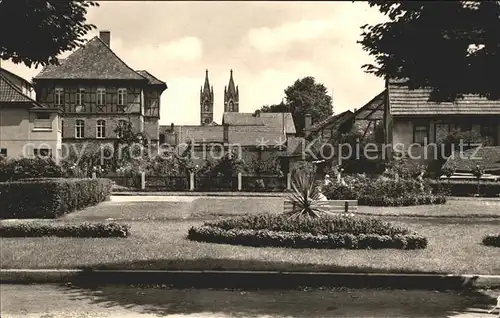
(305, 113, 312, 132)
(170, 122, 174, 131)
(99, 30, 111, 47)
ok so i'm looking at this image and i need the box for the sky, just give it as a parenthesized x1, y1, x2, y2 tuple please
(2, 1, 387, 126)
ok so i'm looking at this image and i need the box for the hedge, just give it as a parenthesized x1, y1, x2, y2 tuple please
(323, 178, 447, 207)
(0, 178, 112, 219)
(429, 179, 500, 197)
(188, 214, 427, 250)
(0, 222, 129, 237)
(482, 234, 500, 247)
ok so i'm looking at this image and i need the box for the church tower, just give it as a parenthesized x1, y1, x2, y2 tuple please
(224, 69, 239, 112)
(200, 69, 214, 125)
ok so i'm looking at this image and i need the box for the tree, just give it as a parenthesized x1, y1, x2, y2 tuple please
(255, 77, 333, 136)
(0, 0, 98, 67)
(360, 1, 500, 100)
(113, 120, 149, 168)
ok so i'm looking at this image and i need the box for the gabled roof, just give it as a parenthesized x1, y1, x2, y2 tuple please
(174, 125, 224, 144)
(354, 91, 385, 121)
(34, 37, 147, 81)
(0, 68, 32, 88)
(259, 113, 296, 134)
(442, 146, 500, 172)
(0, 73, 33, 103)
(308, 110, 353, 132)
(388, 78, 500, 116)
(136, 70, 167, 87)
(223, 113, 264, 126)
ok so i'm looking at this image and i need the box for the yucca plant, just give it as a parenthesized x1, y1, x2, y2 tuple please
(285, 169, 328, 218)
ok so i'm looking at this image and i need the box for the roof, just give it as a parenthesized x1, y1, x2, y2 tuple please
(259, 113, 296, 134)
(0, 68, 32, 88)
(309, 110, 353, 132)
(388, 79, 500, 116)
(354, 91, 385, 121)
(0, 72, 38, 105)
(136, 70, 167, 87)
(34, 37, 147, 81)
(442, 146, 500, 172)
(223, 113, 264, 126)
(174, 125, 224, 144)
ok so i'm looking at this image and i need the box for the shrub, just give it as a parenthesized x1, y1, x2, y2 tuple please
(482, 234, 500, 247)
(0, 157, 65, 182)
(0, 221, 129, 237)
(323, 176, 446, 206)
(428, 179, 500, 197)
(188, 214, 427, 250)
(0, 178, 112, 219)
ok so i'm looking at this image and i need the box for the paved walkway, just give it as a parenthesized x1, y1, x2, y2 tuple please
(2, 284, 499, 318)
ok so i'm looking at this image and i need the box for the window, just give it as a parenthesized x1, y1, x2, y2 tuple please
(116, 120, 128, 138)
(96, 119, 106, 139)
(54, 88, 64, 106)
(434, 123, 450, 143)
(413, 124, 429, 145)
(75, 119, 85, 139)
(97, 88, 106, 106)
(34, 148, 52, 158)
(117, 88, 127, 107)
(76, 88, 85, 106)
(0, 148, 7, 157)
(481, 124, 497, 145)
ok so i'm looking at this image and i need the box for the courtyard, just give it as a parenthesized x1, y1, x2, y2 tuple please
(1, 196, 499, 275)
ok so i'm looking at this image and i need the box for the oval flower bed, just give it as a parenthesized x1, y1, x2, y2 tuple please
(188, 214, 427, 250)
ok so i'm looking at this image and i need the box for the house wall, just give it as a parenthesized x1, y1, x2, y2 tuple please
(392, 116, 500, 164)
(35, 81, 163, 144)
(0, 107, 61, 162)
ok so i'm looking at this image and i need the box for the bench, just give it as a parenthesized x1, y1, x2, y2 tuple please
(283, 200, 358, 215)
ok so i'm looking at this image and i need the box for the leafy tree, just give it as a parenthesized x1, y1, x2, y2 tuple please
(113, 120, 149, 167)
(0, 0, 98, 67)
(255, 77, 333, 136)
(360, 1, 500, 100)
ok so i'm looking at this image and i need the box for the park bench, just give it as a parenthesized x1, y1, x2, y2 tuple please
(283, 199, 358, 215)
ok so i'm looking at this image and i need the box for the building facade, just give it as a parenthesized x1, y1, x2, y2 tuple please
(0, 68, 62, 162)
(32, 31, 167, 154)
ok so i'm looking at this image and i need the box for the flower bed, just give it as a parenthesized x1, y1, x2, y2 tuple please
(482, 234, 500, 247)
(0, 221, 129, 238)
(188, 214, 427, 250)
(323, 176, 447, 207)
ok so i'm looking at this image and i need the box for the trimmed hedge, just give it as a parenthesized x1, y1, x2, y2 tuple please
(0, 178, 112, 219)
(188, 214, 427, 250)
(324, 178, 447, 207)
(429, 179, 500, 197)
(482, 234, 500, 247)
(0, 222, 129, 237)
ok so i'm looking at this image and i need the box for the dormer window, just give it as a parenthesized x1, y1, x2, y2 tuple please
(54, 88, 64, 106)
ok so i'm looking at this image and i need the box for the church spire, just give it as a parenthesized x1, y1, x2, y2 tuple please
(200, 69, 214, 125)
(224, 69, 239, 112)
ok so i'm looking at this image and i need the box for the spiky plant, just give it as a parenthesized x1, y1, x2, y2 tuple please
(285, 169, 328, 218)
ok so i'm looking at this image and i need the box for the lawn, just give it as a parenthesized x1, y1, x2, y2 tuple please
(1, 197, 499, 274)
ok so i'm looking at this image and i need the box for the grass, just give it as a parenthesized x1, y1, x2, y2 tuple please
(1, 196, 500, 274)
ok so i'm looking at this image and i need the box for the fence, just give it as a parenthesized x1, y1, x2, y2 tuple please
(241, 175, 286, 192)
(145, 175, 189, 191)
(195, 176, 238, 192)
(105, 172, 293, 192)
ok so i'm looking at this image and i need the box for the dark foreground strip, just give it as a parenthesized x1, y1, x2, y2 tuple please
(2, 270, 499, 290)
